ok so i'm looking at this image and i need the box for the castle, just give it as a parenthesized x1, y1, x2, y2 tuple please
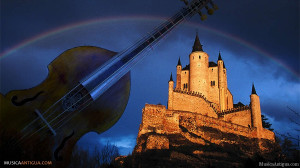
(134, 33, 275, 153)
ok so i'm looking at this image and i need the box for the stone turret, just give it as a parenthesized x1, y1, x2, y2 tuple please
(250, 84, 263, 137)
(176, 58, 182, 90)
(189, 33, 209, 97)
(218, 51, 226, 111)
(168, 73, 174, 110)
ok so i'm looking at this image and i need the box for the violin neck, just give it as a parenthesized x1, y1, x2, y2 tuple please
(81, 0, 212, 100)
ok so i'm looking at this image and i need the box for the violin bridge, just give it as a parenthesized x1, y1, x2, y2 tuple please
(34, 109, 57, 136)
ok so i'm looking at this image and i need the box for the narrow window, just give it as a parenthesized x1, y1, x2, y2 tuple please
(199, 55, 201, 59)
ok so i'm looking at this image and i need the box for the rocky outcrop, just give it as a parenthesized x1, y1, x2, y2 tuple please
(126, 104, 281, 168)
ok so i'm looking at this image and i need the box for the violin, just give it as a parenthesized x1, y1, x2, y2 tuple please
(0, 0, 217, 167)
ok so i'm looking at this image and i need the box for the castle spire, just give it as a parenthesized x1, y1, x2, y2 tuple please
(177, 57, 182, 66)
(218, 51, 222, 60)
(169, 73, 173, 82)
(252, 83, 257, 95)
(192, 33, 203, 52)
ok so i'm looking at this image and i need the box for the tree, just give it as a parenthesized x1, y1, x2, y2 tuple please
(69, 145, 95, 168)
(70, 142, 120, 168)
(261, 114, 274, 131)
(94, 141, 120, 167)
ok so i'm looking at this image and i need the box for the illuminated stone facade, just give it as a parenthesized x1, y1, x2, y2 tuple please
(135, 34, 275, 153)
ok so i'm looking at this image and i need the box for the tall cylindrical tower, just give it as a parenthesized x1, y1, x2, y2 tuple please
(250, 84, 262, 130)
(218, 52, 226, 111)
(168, 73, 174, 110)
(176, 58, 182, 90)
(189, 34, 209, 97)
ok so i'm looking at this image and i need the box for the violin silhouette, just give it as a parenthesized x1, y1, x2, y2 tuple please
(0, 0, 217, 167)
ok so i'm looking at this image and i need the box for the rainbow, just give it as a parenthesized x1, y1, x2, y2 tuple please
(0, 15, 298, 78)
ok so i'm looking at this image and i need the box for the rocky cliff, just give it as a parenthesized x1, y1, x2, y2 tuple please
(115, 104, 281, 168)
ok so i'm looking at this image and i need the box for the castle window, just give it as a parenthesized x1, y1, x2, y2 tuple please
(193, 56, 194, 60)
(211, 81, 215, 86)
(183, 83, 188, 89)
(199, 55, 201, 59)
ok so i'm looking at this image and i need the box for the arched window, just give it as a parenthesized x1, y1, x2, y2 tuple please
(199, 55, 201, 59)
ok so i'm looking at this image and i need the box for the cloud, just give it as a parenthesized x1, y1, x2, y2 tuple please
(95, 134, 136, 155)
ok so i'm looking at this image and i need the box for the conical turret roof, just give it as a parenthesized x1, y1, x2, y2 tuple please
(252, 83, 257, 95)
(169, 73, 173, 82)
(192, 33, 203, 52)
(177, 57, 181, 66)
(218, 51, 222, 60)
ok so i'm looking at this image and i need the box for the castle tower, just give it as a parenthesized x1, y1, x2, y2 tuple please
(218, 52, 226, 111)
(168, 73, 174, 110)
(176, 58, 182, 90)
(189, 33, 209, 97)
(250, 84, 263, 136)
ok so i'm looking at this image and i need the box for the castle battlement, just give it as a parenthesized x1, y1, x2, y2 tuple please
(218, 105, 251, 116)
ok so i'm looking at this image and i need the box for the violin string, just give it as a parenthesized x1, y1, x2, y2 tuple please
(19, 1, 189, 137)
(18, 85, 86, 143)
(17, 1, 204, 143)
(19, 24, 154, 134)
(18, 22, 155, 136)
(23, 42, 153, 143)
(51, 42, 159, 132)
(20, 84, 85, 132)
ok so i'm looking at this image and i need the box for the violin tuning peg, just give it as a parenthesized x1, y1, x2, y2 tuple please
(210, 1, 218, 10)
(201, 15, 208, 21)
(198, 11, 207, 21)
(180, 0, 189, 6)
(205, 6, 214, 15)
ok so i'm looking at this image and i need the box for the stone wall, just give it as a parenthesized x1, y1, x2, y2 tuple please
(208, 67, 219, 104)
(139, 104, 166, 135)
(170, 90, 218, 118)
(226, 89, 234, 109)
(223, 109, 252, 127)
(146, 135, 169, 150)
(181, 70, 189, 91)
(138, 104, 275, 148)
(178, 111, 255, 138)
(261, 128, 275, 140)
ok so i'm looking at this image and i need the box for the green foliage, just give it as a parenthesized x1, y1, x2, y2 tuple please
(261, 115, 274, 131)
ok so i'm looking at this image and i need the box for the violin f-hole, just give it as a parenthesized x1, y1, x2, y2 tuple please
(11, 91, 44, 106)
(54, 131, 75, 161)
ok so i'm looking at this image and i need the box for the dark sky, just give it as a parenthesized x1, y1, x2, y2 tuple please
(1, 0, 299, 154)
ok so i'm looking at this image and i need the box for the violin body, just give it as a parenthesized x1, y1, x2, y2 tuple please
(0, 46, 131, 167)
